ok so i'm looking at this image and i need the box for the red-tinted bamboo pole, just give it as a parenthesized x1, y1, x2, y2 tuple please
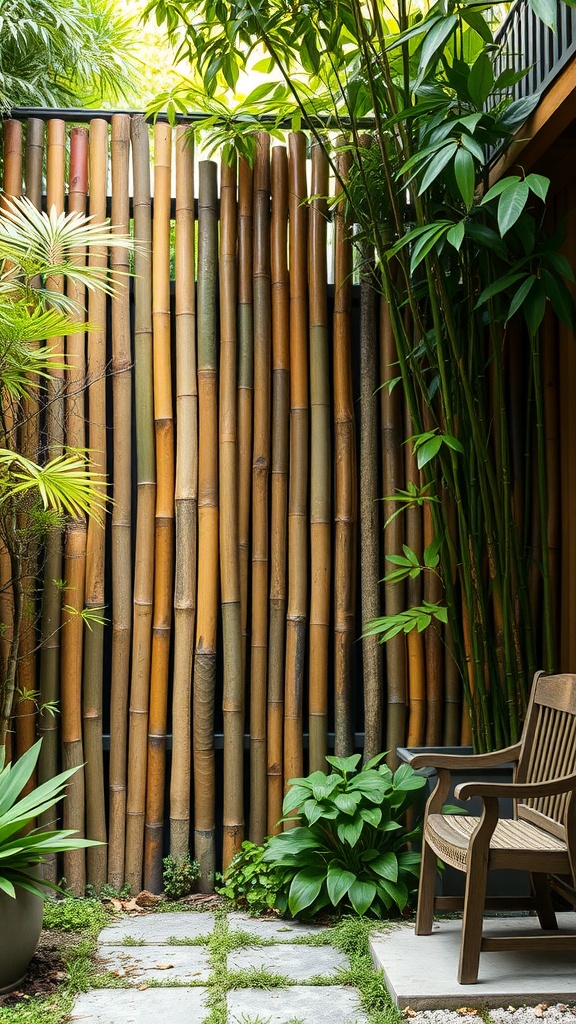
(238, 157, 254, 683)
(284, 132, 308, 792)
(267, 146, 289, 834)
(333, 144, 356, 758)
(194, 160, 219, 888)
(250, 134, 271, 843)
(108, 114, 132, 888)
(220, 155, 244, 867)
(404, 404, 425, 747)
(60, 127, 89, 880)
(38, 120, 66, 850)
(81, 118, 109, 892)
(171, 125, 196, 858)
(144, 123, 174, 893)
(308, 142, 331, 773)
(380, 294, 407, 760)
(125, 114, 155, 894)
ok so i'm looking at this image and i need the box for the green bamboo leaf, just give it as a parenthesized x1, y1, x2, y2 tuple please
(454, 147, 476, 209)
(467, 52, 494, 106)
(418, 143, 458, 195)
(326, 864, 355, 906)
(410, 223, 452, 274)
(288, 867, 325, 915)
(416, 435, 442, 469)
(524, 173, 550, 201)
(349, 879, 377, 915)
(461, 9, 493, 42)
(475, 271, 526, 307)
(528, 0, 557, 30)
(543, 250, 575, 283)
(523, 279, 547, 335)
(542, 270, 576, 331)
(498, 181, 530, 235)
(505, 275, 537, 323)
(417, 15, 458, 83)
(385, 16, 442, 51)
(498, 93, 541, 131)
(481, 175, 521, 206)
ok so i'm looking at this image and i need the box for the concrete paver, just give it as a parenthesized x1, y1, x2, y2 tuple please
(227, 912, 329, 940)
(98, 911, 215, 944)
(227, 943, 350, 980)
(370, 914, 576, 1009)
(96, 943, 211, 982)
(227, 984, 368, 1023)
(70, 987, 210, 1023)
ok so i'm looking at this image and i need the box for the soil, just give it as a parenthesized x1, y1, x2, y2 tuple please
(0, 929, 75, 1007)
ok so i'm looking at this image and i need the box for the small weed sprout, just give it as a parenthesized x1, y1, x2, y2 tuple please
(162, 851, 201, 899)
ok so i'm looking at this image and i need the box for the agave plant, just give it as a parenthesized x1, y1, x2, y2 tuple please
(0, 739, 100, 898)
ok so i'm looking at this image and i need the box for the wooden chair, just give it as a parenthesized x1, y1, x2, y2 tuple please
(411, 671, 576, 984)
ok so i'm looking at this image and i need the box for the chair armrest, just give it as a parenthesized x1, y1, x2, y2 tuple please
(455, 772, 576, 801)
(409, 742, 522, 772)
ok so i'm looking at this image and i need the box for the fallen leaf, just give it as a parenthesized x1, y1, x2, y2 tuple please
(136, 984, 149, 991)
(113, 968, 126, 978)
(456, 1009, 478, 1016)
(403, 1008, 416, 1018)
(155, 962, 174, 970)
(534, 1006, 548, 1018)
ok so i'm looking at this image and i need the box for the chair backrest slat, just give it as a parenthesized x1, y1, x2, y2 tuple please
(516, 673, 576, 836)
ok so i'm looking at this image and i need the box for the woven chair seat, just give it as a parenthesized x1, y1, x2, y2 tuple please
(425, 813, 570, 873)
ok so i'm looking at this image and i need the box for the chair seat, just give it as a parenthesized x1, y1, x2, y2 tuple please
(425, 813, 571, 874)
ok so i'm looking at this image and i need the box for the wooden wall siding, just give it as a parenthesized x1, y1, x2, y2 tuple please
(0, 114, 563, 892)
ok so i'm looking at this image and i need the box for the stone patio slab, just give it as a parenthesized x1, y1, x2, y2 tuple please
(370, 914, 576, 1009)
(227, 943, 349, 980)
(96, 944, 211, 982)
(227, 912, 329, 940)
(227, 984, 367, 1023)
(98, 912, 215, 944)
(70, 986, 210, 1023)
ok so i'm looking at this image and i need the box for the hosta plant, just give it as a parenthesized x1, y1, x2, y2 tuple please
(0, 738, 100, 899)
(263, 754, 426, 918)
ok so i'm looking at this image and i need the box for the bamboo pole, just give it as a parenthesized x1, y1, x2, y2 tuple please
(38, 120, 66, 856)
(333, 144, 356, 758)
(108, 114, 133, 889)
(380, 294, 407, 761)
(238, 157, 254, 683)
(308, 142, 331, 774)
(60, 126, 89, 881)
(220, 154, 244, 867)
(125, 114, 155, 894)
(404, 403, 426, 747)
(284, 132, 308, 791)
(542, 309, 560, 663)
(359, 244, 383, 762)
(193, 160, 219, 888)
(250, 134, 271, 844)
(81, 118, 109, 892)
(144, 123, 174, 893)
(423, 501, 443, 745)
(267, 146, 289, 834)
(171, 125, 197, 859)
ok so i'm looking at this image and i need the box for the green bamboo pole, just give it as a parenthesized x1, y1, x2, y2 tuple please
(144, 123, 174, 893)
(284, 132, 308, 793)
(82, 118, 108, 892)
(267, 145, 289, 835)
(125, 114, 155, 894)
(359, 239, 383, 761)
(404, 402, 425, 747)
(108, 114, 133, 889)
(171, 125, 196, 859)
(423, 501, 444, 745)
(250, 133, 271, 844)
(38, 120, 66, 865)
(308, 141, 331, 774)
(380, 294, 407, 761)
(333, 144, 356, 758)
(238, 157, 254, 684)
(220, 154, 244, 868)
(193, 160, 219, 889)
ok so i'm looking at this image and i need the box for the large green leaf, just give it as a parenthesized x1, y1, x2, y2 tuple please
(326, 863, 356, 906)
(497, 181, 530, 235)
(288, 867, 325, 915)
(370, 852, 399, 882)
(348, 879, 377, 915)
(337, 816, 364, 847)
(528, 0, 557, 30)
(418, 142, 458, 195)
(417, 15, 458, 84)
(467, 52, 494, 106)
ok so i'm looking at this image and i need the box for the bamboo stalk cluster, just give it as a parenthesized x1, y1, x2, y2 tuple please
(0, 115, 562, 892)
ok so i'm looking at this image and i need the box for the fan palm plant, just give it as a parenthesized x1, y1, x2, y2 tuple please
(0, 194, 132, 759)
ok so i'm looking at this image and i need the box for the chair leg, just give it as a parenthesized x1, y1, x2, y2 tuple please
(458, 850, 489, 984)
(415, 835, 438, 935)
(531, 872, 558, 930)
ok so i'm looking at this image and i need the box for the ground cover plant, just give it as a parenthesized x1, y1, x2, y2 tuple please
(146, 0, 576, 753)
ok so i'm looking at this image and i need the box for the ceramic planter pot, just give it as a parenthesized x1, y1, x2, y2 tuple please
(397, 745, 530, 897)
(0, 871, 44, 994)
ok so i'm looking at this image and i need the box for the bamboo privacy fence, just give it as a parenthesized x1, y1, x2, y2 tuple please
(0, 113, 566, 893)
